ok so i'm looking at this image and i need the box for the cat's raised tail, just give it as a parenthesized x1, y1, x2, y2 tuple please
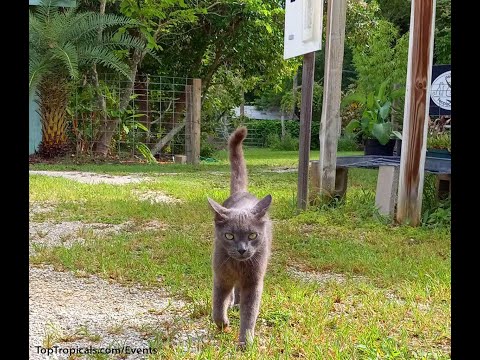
(229, 126, 248, 195)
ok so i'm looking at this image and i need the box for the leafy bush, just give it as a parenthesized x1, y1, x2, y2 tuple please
(200, 144, 216, 158)
(241, 120, 321, 149)
(342, 80, 404, 145)
(421, 173, 451, 228)
(266, 132, 299, 151)
(351, 20, 409, 95)
(338, 134, 361, 151)
(200, 133, 217, 158)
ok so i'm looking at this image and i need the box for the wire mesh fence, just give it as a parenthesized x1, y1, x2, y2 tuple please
(213, 116, 272, 147)
(68, 74, 193, 160)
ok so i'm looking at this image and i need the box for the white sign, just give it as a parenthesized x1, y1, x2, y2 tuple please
(283, 0, 323, 59)
(430, 71, 451, 111)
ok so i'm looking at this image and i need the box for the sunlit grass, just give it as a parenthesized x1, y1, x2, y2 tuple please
(29, 148, 450, 359)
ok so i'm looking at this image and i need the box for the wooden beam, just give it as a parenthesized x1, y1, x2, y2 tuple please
(188, 79, 201, 165)
(376, 166, 400, 216)
(396, 0, 436, 226)
(297, 52, 315, 210)
(318, 0, 347, 200)
(185, 84, 193, 161)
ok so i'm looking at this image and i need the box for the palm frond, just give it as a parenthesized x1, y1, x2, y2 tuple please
(101, 32, 146, 51)
(50, 42, 79, 80)
(29, 53, 50, 91)
(65, 13, 137, 45)
(78, 46, 131, 79)
(102, 32, 161, 64)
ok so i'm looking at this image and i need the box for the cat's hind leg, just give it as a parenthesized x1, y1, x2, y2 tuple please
(228, 286, 240, 309)
(233, 286, 240, 307)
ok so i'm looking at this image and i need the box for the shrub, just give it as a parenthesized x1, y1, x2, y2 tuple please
(240, 119, 321, 149)
(266, 132, 299, 151)
(338, 134, 361, 151)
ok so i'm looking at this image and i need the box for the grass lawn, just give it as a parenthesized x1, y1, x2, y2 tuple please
(29, 148, 450, 359)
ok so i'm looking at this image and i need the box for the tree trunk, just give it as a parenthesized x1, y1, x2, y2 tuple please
(37, 76, 70, 158)
(91, 0, 108, 155)
(94, 47, 144, 156)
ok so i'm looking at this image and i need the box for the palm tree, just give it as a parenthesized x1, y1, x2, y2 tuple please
(29, 0, 146, 157)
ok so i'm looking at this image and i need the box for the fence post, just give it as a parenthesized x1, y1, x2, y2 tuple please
(297, 52, 315, 210)
(184, 84, 193, 162)
(318, 0, 347, 201)
(396, 0, 436, 226)
(186, 79, 201, 165)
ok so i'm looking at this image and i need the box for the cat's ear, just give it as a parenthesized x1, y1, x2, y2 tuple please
(251, 195, 272, 219)
(207, 197, 230, 222)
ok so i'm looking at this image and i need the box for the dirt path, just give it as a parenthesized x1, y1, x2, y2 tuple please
(29, 266, 207, 359)
(29, 172, 207, 359)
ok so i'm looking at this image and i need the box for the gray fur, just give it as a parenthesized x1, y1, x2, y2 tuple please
(207, 127, 272, 348)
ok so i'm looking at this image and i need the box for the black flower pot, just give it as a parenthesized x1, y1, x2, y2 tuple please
(393, 139, 402, 156)
(364, 139, 396, 156)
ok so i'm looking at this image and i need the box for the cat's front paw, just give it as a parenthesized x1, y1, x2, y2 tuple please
(237, 341, 247, 351)
(214, 319, 230, 332)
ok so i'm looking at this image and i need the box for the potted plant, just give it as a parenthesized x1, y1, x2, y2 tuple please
(342, 80, 404, 156)
(426, 116, 451, 159)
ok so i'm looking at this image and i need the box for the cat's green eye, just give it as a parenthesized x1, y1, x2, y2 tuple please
(248, 233, 257, 240)
(225, 233, 234, 240)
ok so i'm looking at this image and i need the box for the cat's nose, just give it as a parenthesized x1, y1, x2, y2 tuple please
(238, 249, 246, 255)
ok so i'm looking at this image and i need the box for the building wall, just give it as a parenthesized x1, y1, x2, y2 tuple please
(233, 105, 297, 121)
(29, 89, 42, 155)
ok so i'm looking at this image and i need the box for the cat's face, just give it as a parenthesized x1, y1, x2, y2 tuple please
(208, 196, 271, 261)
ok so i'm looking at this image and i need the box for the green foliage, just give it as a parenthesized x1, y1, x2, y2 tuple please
(346, 0, 382, 48)
(266, 132, 299, 151)
(150, 0, 294, 88)
(136, 143, 157, 163)
(337, 133, 361, 152)
(422, 174, 451, 228)
(434, 0, 451, 64)
(240, 119, 321, 149)
(427, 133, 451, 151)
(377, 0, 411, 34)
(342, 80, 404, 145)
(351, 19, 409, 94)
(201, 67, 258, 133)
(29, 0, 146, 91)
(377, 0, 451, 65)
(200, 132, 217, 158)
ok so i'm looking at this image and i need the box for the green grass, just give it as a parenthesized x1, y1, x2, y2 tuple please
(29, 148, 450, 359)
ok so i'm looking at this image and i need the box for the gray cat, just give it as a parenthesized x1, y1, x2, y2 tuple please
(207, 126, 272, 348)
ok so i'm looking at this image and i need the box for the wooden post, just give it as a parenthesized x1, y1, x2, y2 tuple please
(290, 72, 298, 121)
(297, 52, 315, 210)
(396, 0, 436, 226)
(309, 161, 348, 205)
(309, 160, 321, 205)
(186, 79, 201, 165)
(318, 0, 347, 200)
(376, 166, 400, 216)
(184, 84, 193, 162)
